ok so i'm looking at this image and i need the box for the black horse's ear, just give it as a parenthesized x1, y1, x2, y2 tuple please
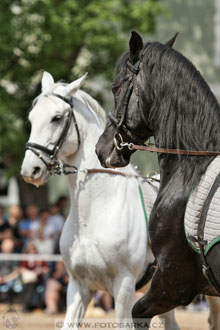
(165, 32, 179, 48)
(129, 31, 143, 63)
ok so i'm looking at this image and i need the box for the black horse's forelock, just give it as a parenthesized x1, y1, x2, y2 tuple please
(114, 51, 129, 76)
(117, 41, 220, 154)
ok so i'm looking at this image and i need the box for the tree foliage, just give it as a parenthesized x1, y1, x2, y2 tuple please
(0, 0, 166, 175)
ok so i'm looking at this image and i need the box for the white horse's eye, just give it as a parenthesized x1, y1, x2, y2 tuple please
(51, 115, 62, 123)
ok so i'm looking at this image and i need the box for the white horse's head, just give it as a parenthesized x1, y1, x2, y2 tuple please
(21, 71, 87, 186)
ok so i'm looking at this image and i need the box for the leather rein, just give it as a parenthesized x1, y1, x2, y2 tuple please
(118, 137, 220, 157)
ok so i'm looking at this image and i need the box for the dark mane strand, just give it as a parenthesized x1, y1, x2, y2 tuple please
(142, 42, 220, 153)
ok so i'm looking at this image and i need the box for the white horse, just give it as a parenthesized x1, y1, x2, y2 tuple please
(21, 72, 220, 330)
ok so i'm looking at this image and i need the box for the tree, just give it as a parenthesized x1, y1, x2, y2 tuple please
(0, 0, 165, 205)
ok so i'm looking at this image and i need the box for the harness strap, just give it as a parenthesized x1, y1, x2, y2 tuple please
(126, 61, 140, 74)
(25, 146, 51, 170)
(198, 173, 220, 294)
(52, 94, 81, 147)
(138, 184, 148, 228)
(26, 142, 54, 156)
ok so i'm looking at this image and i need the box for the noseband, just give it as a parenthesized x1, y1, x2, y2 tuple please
(25, 93, 80, 175)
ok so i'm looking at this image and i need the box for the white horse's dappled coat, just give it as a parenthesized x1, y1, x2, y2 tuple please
(21, 72, 219, 330)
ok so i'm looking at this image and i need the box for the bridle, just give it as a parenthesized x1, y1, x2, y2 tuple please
(25, 93, 80, 175)
(108, 49, 148, 152)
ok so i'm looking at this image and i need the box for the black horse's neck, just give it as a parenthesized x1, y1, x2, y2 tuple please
(144, 42, 220, 150)
(141, 42, 220, 186)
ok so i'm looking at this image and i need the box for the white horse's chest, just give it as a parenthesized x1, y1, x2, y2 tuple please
(60, 175, 150, 291)
(64, 231, 117, 290)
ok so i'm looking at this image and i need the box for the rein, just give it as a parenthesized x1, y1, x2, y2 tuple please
(119, 139, 220, 157)
(41, 160, 160, 183)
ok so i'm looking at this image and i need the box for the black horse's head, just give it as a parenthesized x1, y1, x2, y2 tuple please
(96, 31, 178, 168)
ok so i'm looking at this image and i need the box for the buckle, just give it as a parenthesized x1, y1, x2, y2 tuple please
(113, 132, 124, 151)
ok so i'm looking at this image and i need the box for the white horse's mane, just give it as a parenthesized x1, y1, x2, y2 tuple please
(32, 82, 106, 128)
(75, 89, 106, 128)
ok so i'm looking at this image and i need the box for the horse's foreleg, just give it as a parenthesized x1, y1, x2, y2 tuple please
(132, 267, 196, 329)
(113, 271, 136, 327)
(62, 276, 92, 330)
(207, 296, 220, 330)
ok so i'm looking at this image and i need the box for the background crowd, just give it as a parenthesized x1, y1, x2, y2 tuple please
(0, 196, 114, 314)
(0, 196, 69, 313)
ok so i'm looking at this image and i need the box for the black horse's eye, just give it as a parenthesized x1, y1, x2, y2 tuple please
(51, 115, 62, 123)
(112, 84, 120, 95)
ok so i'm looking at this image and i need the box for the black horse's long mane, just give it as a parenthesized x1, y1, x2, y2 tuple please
(145, 42, 220, 152)
(117, 42, 220, 153)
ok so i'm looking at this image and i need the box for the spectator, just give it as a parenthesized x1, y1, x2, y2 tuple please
(0, 239, 20, 304)
(0, 205, 11, 249)
(20, 242, 49, 311)
(44, 261, 68, 314)
(56, 195, 68, 218)
(48, 204, 64, 252)
(19, 205, 39, 248)
(31, 209, 55, 254)
(8, 206, 23, 252)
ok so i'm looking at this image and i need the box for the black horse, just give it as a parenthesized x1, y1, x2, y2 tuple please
(96, 31, 220, 325)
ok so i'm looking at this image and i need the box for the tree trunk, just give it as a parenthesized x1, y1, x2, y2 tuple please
(17, 176, 48, 209)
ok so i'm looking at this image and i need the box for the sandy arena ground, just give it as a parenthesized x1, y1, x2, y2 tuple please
(0, 303, 211, 330)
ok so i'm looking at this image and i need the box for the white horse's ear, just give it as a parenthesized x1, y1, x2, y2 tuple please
(65, 73, 88, 97)
(41, 71, 54, 93)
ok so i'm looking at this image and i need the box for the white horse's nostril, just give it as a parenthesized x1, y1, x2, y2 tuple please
(31, 166, 41, 178)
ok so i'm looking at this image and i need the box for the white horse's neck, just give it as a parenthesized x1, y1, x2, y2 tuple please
(63, 91, 105, 206)
(67, 92, 104, 168)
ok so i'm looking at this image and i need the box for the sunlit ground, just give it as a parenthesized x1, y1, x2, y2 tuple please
(0, 302, 210, 330)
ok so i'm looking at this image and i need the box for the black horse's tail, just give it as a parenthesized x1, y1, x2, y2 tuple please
(135, 260, 157, 291)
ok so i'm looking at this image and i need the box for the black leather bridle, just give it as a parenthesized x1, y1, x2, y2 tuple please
(25, 93, 80, 175)
(108, 48, 148, 151)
